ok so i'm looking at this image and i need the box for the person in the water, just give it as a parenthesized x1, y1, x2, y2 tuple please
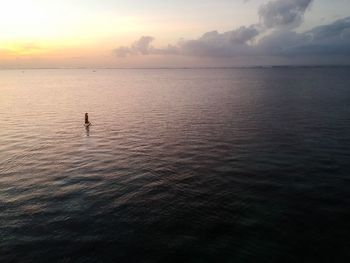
(85, 113, 89, 124)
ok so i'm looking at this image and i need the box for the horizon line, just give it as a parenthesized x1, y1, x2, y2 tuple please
(1, 65, 350, 70)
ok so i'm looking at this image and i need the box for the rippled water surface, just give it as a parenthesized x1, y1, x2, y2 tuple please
(1, 68, 350, 262)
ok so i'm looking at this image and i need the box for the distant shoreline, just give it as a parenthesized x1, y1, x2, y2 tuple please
(1, 65, 350, 70)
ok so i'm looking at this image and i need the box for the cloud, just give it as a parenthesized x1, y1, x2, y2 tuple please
(113, 0, 350, 63)
(291, 17, 350, 55)
(178, 25, 260, 57)
(114, 36, 155, 57)
(114, 36, 179, 57)
(131, 36, 154, 55)
(307, 16, 350, 42)
(257, 17, 350, 56)
(114, 46, 132, 58)
(258, 0, 313, 29)
(115, 26, 259, 58)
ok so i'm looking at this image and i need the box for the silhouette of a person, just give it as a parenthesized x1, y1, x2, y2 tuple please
(85, 113, 89, 124)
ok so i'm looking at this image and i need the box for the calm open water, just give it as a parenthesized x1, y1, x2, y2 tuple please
(1, 68, 350, 262)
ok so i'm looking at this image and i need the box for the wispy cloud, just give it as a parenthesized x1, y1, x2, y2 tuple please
(0, 42, 45, 56)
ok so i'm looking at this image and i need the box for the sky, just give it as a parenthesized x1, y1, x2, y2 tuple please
(0, 0, 350, 68)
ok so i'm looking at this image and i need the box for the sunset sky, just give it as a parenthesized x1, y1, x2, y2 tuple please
(1, 0, 350, 68)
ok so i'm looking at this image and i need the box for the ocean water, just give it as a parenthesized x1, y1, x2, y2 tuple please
(1, 68, 350, 262)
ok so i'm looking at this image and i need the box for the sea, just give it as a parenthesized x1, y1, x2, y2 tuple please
(1, 67, 350, 262)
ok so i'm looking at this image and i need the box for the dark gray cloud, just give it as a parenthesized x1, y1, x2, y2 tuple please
(258, 0, 313, 29)
(290, 17, 350, 55)
(257, 17, 350, 56)
(307, 16, 350, 41)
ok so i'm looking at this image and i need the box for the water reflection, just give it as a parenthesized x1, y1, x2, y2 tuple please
(1, 68, 350, 262)
(85, 125, 90, 136)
